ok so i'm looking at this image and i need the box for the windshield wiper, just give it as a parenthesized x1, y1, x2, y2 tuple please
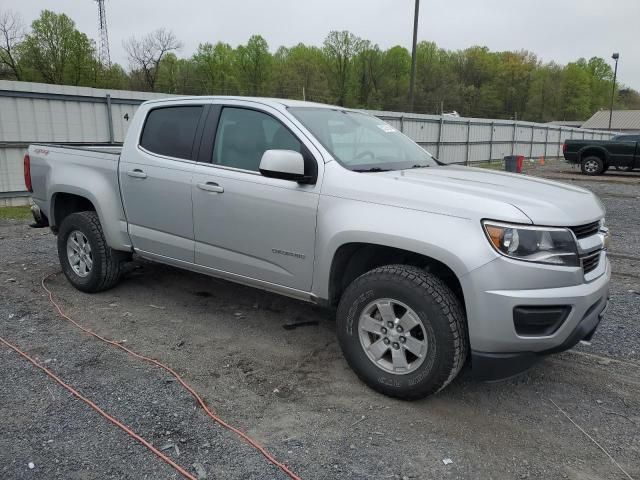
(352, 167, 390, 172)
(407, 164, 431, 169)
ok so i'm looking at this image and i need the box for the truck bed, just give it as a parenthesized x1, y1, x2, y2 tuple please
(28, 143, 130, 248)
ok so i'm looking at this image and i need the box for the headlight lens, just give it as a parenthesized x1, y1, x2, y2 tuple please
(483, 221, 579, 267)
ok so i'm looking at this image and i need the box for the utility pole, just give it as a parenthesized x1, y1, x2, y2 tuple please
(408, 0, 420, 112)
(608, 52, 619, 131)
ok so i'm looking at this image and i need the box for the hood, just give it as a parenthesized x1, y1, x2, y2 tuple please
(324, 163, 605, 226)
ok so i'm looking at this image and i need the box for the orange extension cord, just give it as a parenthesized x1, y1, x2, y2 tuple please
(0, 335, 197, 480)
(39, 272, 301, 480)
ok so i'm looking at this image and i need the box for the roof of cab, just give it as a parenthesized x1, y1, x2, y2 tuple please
(143, 95, 342, 110)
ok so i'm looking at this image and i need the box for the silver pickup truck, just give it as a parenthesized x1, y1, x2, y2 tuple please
(26, 97, 611, 399)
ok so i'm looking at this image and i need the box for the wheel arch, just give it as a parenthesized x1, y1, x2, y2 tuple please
(327, 242, 466, 310)
(51, 191, 97, 230)
(579, 147, 609, 164)
(49, 185, 131, 251)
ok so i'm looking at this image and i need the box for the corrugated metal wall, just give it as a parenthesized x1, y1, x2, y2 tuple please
(371, 111, 616, 165)
(0, 80, 172, 205)
(0, 80, 617, 204)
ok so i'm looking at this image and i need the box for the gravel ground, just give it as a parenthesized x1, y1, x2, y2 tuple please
(1, 163, 639, 479)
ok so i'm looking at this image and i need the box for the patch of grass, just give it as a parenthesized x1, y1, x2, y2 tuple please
(476, 161, 505, 171)
(0, 205, 32, 220)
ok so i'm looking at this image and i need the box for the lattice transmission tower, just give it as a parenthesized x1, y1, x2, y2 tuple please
(95, 0, 111, 67)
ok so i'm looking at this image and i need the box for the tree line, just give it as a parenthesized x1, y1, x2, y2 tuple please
(1, 9, 639, 121)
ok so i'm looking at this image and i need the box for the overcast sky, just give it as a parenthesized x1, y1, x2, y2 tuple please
(8, 0, 640, 90)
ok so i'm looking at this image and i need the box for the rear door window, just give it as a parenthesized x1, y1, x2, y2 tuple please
(140, 106, 203, 160)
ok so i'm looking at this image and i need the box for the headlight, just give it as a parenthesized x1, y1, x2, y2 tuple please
(482, 221, 579, 267)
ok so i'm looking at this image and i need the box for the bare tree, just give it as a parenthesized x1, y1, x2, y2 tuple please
(0, 9, 26, 80)
(124, 28, 181, 91)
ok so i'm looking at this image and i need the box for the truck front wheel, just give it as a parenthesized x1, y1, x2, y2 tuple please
(581, 156, 604, 175)
(57, 211, 125, 293)
(336, 265, 467, 399)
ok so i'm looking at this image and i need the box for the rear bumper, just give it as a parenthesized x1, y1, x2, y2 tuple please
(471, 294, 608, 381)
(30, 203, 49, 228)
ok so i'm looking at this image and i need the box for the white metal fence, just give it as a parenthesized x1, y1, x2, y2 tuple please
(0, 80, 616, 205)
(371, 110, 616, 164)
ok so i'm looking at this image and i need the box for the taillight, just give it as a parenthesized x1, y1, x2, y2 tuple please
(24, 153, 32, 192)
(562, 143, 568, 153)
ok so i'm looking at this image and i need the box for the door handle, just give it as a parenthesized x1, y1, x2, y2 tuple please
(197, 182, 224, 193)
(127, 169, 147, 179)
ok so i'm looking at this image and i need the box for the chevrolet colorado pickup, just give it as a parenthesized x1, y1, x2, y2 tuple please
(26, 97, 611, 399)
(563, 134, 640, 175)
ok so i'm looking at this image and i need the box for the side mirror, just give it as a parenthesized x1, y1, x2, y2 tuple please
(259, 149, 313, 184)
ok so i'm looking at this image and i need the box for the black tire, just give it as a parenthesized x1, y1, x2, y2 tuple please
(336, 265, 468, 400)
(57, 211, 124, 293)
(581, 156, 604, 175)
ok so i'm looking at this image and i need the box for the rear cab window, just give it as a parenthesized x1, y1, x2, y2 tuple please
(140, 106, 203, 160)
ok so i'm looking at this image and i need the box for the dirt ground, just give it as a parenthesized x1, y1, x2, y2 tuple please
(1, 162, 639, 480)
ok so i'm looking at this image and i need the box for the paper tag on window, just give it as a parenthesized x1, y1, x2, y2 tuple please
(377, 124, 397, 133)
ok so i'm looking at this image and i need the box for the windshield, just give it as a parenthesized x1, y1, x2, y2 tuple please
(288, 107, 438, 171)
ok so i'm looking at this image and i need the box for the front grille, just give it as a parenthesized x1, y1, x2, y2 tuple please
(569, 221, 601, 239)
(581, 250, 601, 274)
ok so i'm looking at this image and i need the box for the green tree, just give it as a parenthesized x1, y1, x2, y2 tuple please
(192, 42, 237, 94)
(524, 63, 563, 122)
(560, 62, 592, 120)
(0, 9, 25, 80)
(288, 43, 329, 102)
(156, 52, 199, 94)
(323, 30, 363, 106)
(619, 87, 640, 109)
(20, 10, 96, 85)
(381, 45, 411, 110)
(236, 35, 272, 96)
(414, 41, 459, 113)
(8, 9, 640, 120)
(585, 57, 613, 111)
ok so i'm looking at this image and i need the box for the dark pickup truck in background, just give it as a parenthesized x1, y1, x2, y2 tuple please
(563, 134, 640, 175)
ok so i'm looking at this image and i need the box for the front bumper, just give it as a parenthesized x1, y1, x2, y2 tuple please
(471, 295, 608, 381)
(461, 254, 611, 380)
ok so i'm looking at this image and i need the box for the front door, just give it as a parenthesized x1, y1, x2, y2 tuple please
(192, 105, 321, 291)
(119, 105, 204, 262)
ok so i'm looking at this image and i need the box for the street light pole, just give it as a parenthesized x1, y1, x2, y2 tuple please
(608, 52, 619, 131)
(408, 0, 420, 112)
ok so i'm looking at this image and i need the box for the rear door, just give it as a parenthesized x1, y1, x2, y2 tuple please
(191, 103, 322, 291)
(119, 104, 206, 262)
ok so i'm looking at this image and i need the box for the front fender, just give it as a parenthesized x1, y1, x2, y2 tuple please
(312, 195, 497, 300)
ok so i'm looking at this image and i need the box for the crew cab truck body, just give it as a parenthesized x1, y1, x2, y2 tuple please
(563, 134, 640, 175)
(26, 97, 611, 399)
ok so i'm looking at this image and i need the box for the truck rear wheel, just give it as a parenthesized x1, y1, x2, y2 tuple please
(57, 211, 124, 293)
(581, 156, 604, 175)
(336, 265, 467, 400)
